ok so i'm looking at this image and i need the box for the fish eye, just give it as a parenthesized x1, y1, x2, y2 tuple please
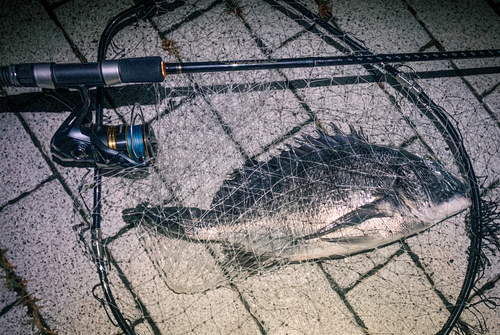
(423, 154, 460, 191)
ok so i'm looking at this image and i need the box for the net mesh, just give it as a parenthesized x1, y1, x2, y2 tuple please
(71, 1, 500, 334)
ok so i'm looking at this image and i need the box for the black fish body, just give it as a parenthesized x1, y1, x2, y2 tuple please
(124, 126, 471, 261)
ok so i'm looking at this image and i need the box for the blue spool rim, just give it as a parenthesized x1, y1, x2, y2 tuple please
(126, 124, 148, 161)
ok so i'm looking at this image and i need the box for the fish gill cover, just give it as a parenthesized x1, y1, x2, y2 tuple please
(67, 0, 500, 334)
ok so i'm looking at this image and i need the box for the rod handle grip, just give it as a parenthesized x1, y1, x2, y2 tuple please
(0, 57, 165, 88)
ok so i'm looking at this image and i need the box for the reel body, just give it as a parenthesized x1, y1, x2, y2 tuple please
(50, 89, 157, 172)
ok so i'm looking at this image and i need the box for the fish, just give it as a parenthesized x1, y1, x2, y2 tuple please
(122, 125, 471, 263)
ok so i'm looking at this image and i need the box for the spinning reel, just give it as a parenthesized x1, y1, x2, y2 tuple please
(1, 57, 163, 173)
(50, 87, 158, 172)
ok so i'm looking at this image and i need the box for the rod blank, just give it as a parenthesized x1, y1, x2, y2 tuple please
(163, 49, 500, 75)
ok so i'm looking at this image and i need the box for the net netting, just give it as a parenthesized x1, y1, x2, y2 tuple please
(71, 1, 500, 334)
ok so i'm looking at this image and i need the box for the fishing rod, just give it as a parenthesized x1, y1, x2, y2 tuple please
(1, 49, 500, 89)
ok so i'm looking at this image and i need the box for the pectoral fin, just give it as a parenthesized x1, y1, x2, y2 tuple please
(322, 236, 379, 244)
(301, 196, 395, 242)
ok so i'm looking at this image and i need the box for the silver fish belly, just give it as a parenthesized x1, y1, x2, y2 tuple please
(123, 126, 471, 262)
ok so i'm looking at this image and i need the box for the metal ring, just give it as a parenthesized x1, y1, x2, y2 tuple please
(33, 63, 55, 89)
(101, 60, 121, 86)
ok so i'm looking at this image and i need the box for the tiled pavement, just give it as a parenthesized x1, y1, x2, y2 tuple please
(1, 0, 500, 334)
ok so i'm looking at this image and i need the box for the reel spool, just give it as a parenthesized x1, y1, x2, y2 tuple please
(105, 124, 156, 163)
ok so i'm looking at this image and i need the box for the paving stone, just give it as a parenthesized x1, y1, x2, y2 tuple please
(0, 0, 76, 65)
(418, 76, 500, 188)
(484, 85, 500, 118)
(21, 112, 89, 196)
(0, 180, 115, 334)
(346, 252, 449, 334)
(0, 113, 52, 207)
(455, 67, 500, 97)
(107, 230, 262, 334)
(52, 0, 140, 62)
(405, 0, 500, 52)
(300, 0, 430, 54)
(237, 263, 366, 334)
(0, 303, 32, 335)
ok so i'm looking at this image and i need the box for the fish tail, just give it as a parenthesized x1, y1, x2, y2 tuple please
(122, 202, 151, 224)
(122, 204, 205, 237)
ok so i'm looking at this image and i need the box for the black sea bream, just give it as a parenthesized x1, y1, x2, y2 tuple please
(123, 125, 471, 262)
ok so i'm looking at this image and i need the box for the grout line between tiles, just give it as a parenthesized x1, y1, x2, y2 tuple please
(418, 37, 439, 53)
(106, 247, 163, 335)
(0, 174, 57, 213)
(481, 81, 500, 100)
(453, 68, 500, 129)
(0, 300, 18, 319)
(202, 245, 269, 335)
(317, 262, 371, 335)
(485, 0, 500, 18)
(48, 0, 73, 11)
(39, 0, 88, 63)
(236, 1, 321, 154)
(232, 283, 269, 335)
(402, 0, 500, 130)
(197, 84, 252, 161)
(14, 113, 91, 225)
(401, 241, 456, 313)
(344, 246, 406, 294)
(482, 178, 500, 198)
(159, 0, 224, 38)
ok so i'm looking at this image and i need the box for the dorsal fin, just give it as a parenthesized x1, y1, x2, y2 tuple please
(211, 124, 369, 212)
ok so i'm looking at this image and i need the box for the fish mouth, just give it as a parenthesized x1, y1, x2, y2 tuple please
(405, 192, 472, 225)
(428, 183, 470, 209)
